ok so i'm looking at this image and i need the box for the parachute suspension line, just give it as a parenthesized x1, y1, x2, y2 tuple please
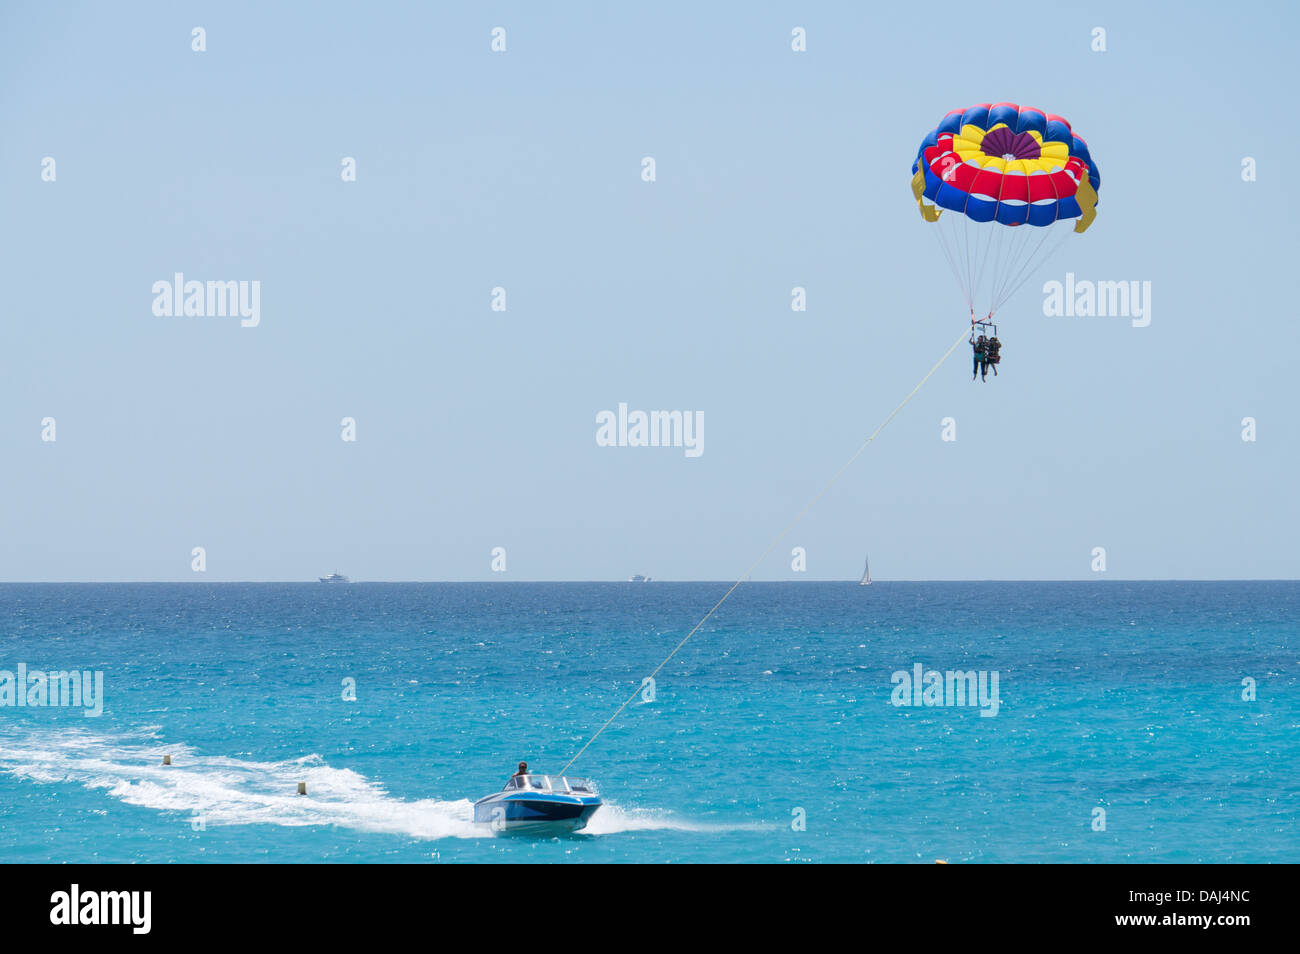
(988, 222, 1025, 315)
(991, 220, 1072, 315)
(957, 217, 968, 300)
(993, 238, 1067, 314)
(963, 216, 976, 304)
(1016, 221, 1073, 302)
(930, 216, 972, 312)
(979, 223, 1007, 316)
(954, 223, 972, 293)
(557, 324, 974, 775)
(974, 220, 1000, 313)
(1001, 225, 1034, 312)
(993, 223, 1024, 314)
(934, 215, 1071, 322)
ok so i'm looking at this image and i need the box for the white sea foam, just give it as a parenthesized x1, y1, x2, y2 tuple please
(0, 728, 748, 840)
(0, 727, 481, 839)
(583, 802, 766, 835)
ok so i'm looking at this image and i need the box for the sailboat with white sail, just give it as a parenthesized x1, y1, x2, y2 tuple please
(859, 556, 871, 586)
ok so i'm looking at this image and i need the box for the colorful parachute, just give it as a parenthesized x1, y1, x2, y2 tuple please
(911, 103, 1101, 319)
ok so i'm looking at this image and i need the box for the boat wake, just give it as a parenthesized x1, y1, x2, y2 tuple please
(0, 728, 751, 840)
(582, 803, 766, 835)
(0, 727, 481, 840)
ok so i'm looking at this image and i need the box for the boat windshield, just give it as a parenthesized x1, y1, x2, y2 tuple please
(500, 775, 597, 794)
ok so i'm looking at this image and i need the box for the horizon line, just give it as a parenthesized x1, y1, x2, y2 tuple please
(1, 578, 1296, 585)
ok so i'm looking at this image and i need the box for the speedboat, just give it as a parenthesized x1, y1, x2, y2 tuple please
(473, 774, 601, 833)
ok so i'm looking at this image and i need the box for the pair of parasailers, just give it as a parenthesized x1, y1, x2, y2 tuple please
(970, 317, 1002, 382)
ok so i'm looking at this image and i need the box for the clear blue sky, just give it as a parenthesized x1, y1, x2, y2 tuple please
(2, 1, 1296, 581)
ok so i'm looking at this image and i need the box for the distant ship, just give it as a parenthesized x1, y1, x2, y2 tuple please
(319, 572, 350, 583)
(859, 557, 871, 586)
(628, 574, 652, 582)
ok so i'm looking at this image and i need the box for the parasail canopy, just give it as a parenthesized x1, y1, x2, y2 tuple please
(910, 103, 1101, 320)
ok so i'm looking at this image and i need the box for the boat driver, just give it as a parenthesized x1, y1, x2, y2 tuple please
(513, 761, 528, 779)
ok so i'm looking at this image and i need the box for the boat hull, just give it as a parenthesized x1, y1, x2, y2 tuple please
(473, 792, 601, 833)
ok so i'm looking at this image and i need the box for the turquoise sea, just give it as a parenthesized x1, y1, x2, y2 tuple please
(0, 582, 1295, 863)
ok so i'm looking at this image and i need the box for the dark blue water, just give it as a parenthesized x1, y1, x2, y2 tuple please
(0, 582, 1295, 862)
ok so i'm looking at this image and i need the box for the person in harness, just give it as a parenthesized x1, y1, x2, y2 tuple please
(971, 331, 988, 381)
(986, 335, 1001, 376)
